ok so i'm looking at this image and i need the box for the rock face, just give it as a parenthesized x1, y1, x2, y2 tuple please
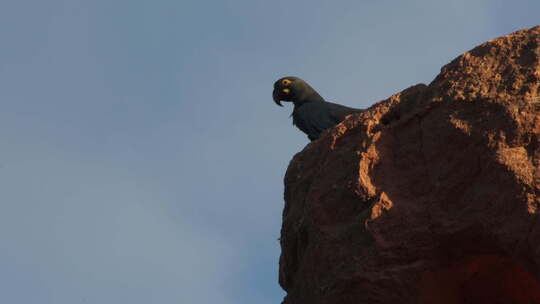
(279, 26, 540, 304)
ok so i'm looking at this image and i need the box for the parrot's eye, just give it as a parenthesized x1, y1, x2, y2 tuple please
(282, 79, 292, 86)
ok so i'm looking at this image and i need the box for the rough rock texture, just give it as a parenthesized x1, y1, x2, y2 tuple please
(279, 26, 540, 304)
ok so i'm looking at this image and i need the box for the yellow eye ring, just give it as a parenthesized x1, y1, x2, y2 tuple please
(282, 79, 292, 86)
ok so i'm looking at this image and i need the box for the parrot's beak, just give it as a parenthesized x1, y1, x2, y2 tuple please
(273, 90, 283, 107)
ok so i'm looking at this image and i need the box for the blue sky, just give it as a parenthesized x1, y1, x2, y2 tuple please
(0, 1, 538, 303)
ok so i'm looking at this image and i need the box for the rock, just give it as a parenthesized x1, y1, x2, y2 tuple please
(279, 25, 540, 304)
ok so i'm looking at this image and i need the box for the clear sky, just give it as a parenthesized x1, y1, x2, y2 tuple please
(0, 1, 538, 303)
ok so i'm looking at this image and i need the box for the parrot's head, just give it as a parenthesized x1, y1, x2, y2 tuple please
(272, 76, 323, 106)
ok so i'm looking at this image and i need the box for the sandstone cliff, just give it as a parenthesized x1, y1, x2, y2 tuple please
(279, 25, 540, 304)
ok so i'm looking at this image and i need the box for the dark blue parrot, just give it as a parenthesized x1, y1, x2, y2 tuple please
(273, 76, 363, 141)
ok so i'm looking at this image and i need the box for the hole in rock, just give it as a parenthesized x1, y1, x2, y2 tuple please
(418, 254, 540, 304)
